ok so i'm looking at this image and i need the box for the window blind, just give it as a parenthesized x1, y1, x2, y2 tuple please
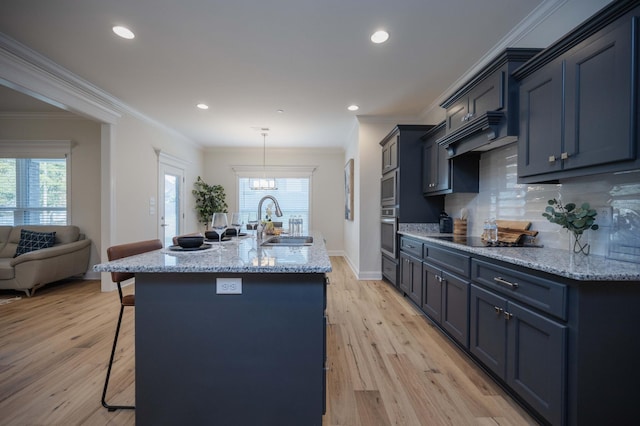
(238, 177, 309, 234)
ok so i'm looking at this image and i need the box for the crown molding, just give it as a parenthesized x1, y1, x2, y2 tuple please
(420, 0, 568, 118)
(0, 111, 83, 120)
(0, 32, 199, 147)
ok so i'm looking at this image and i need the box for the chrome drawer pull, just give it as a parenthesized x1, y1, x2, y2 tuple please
(494, 276, 518, 289)
(494, 306, 503, 315)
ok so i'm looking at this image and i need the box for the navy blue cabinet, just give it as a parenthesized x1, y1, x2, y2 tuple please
(421, 244, 470, 348)
(422, 122, 480, 196)
(515, 2, 640, 182)
(470, 284, 567, 426)
(400, 251, 422, 306)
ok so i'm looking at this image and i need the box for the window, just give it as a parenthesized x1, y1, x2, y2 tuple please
(0, 141, 70, 226)
(238, 177, 310, 234)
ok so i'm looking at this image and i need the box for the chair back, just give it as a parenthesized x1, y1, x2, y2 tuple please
(107, 239, 163, 284)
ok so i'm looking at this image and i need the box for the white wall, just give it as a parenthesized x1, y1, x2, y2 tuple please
(202, 146, 344, 254)
(354, 118, 403, 279)
(343, 121, 359, 271)
(0, 114, 102, 271)
(110, 113, 203, 245)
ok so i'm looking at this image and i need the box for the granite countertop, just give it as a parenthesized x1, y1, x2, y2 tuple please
(399, 229, 640, 281)
(93, 231, 332, 274)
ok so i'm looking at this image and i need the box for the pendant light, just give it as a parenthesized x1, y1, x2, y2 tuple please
(249, 130, 277, 190)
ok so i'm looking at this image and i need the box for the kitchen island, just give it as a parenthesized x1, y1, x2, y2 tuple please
(94, 232, 331, 426)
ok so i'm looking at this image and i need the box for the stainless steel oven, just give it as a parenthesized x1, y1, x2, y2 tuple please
(380, 207, 397, 258)
(380, 170, 397, 206)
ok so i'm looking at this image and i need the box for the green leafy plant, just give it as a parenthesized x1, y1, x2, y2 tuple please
(192, 176, 227, 227)
(542, 198, 599, 254)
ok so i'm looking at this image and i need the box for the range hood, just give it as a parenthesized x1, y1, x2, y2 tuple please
(436, 111, 517, 157)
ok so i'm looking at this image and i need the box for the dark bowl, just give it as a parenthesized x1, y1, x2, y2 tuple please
(205, 229, 229, 239)
(177, 235, 204, 248)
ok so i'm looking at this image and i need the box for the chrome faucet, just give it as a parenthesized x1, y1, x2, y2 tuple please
(257, 195, 283, 239)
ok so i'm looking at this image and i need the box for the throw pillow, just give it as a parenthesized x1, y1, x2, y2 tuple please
(14, 229, 56, 257)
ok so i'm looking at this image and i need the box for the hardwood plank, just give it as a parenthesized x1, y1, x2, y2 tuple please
(0, 258, 538, 425)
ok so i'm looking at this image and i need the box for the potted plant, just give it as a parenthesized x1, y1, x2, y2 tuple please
(192, 176, 228, 228)
(542, 198, 599, 255)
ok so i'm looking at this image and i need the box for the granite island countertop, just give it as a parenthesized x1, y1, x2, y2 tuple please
(399, 229, 640, 281)
(93, 231, 332, 274)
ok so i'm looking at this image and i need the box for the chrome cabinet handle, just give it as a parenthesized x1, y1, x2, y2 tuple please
(561, 152, 570, 160)
(494, 276, 518, 289)
(548, 155, 556, 163)
(494, 306, 503, 315)
(504, 311, 513, 320)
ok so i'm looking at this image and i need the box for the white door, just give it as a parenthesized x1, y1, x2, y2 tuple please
(159, 163, 185, 247)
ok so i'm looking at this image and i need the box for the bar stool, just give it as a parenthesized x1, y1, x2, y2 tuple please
(101, 239, 163, 411)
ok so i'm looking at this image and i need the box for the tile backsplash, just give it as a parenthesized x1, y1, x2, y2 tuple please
(444, 143, 640, 261)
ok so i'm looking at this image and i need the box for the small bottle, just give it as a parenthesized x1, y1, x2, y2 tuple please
(488, 218, 498, 243)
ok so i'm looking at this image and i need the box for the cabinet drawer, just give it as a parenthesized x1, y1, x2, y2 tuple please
(400, 236, 423, 258)
(424, 244, 470, 277)
(381, 255, 397, 285)
(471, 259, 567, 320)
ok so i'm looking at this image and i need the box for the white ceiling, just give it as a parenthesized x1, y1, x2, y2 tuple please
(0, 0, 547, 149)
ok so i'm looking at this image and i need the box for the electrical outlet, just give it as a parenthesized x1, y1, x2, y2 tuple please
(595, 206, 612, 227)
(216, 278, 242, 294)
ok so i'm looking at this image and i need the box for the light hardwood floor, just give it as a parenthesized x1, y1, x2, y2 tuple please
(0, 257, 538, 425)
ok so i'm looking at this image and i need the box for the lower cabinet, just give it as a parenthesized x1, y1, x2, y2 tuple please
(423, 261, 470, 348)
(470, 284, 567, 426)
(399, 251, 422, 306)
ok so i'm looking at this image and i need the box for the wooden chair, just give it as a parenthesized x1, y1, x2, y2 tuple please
(101, 239, 163, 411)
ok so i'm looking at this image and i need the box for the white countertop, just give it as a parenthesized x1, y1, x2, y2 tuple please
(399, 229, 640, 281)
(93, 231, 332, 274)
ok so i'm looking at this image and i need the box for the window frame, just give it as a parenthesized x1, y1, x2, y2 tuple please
(0, 140, 72, 225)
(233, 165, 316, 233)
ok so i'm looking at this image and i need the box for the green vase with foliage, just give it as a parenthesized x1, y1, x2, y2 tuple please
(542, 198, 598, 255)
(192, 176, 228, 228)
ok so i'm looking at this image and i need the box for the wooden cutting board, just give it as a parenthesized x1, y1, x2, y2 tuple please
(496, 220, 531, 230)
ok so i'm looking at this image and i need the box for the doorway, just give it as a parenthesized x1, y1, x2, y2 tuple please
(159, 162, 185, 247)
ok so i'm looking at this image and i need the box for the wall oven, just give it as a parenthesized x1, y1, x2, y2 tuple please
(380, 207, 397, 258)
(380, 170, 397, 206)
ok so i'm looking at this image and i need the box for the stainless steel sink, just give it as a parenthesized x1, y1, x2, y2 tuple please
(261, 236, 314, 246)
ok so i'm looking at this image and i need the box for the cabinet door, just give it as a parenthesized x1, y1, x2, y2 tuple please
(400, 252, 422, 305)
(422, 138, 438, 193)
(422, 261, 442, 323)
(445, 98, 468, 134)
(507, 302, 567, 426)
(468, 71, 504, 119)
(381, 135, 398, 174)
(441, 271, 470, 348)
(563, 18, 636, 170)
(518, 60, 564, 178)
(470, 285, 507, 379)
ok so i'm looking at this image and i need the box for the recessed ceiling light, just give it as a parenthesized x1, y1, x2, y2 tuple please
(276, 109, 284, 114)
(370, 30, 389, 44)
(112, 26, 135, 39)
(347, 105, 359, 111)
(196, 103, 209, 110)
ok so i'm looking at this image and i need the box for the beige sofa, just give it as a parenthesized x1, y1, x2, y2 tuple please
(0, 225, 91, 296)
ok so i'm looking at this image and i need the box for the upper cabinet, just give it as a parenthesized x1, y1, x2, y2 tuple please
(514, 0, 640, 182)
(422, 122, 479, 196)
(381, 135, 398, 174)
(437, 48, 541, 158)
(380, 125, 444, 222)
